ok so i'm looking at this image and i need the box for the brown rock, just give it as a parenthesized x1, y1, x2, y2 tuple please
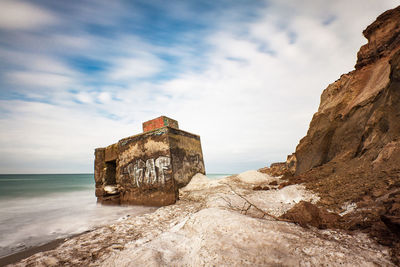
(389, 203, 400, 214)
(268, 180, 278, 186)
(319, 197, 334, 206)
(280, 201, 341, 229)
(278, 181, 291, 189)
(252, 185, 270, 191)
(259, 153, 297, 176)
(381, 215, 400, 238)
(258, 162, 286, 176)
(356, 6, 400, 69)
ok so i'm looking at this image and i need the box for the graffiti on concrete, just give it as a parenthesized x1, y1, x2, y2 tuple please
(125, 156, 171, 187)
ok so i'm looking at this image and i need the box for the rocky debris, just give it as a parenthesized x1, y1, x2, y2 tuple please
(381, 191, 400, 237)
(259, 153, 297, 177)
(258, 162, 286, 176)
(252, 185, 270, 191)
(280, 201, 341, 229)
(267, 5, 400, 264)
(12, 172, 396, 266)
(252, 179, 279, 191)
(269, 180, 278, 186)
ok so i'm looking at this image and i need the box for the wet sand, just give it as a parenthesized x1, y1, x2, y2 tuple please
(0, 232, 87, 267)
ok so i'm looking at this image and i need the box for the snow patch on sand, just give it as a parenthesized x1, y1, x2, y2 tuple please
(180, 173, 220, 191)
(104, 208, 393, 266)
(15, 171, 393, 266)
(182, 172, 319, 217)
(246, 185, 320, 217)
(236, 170, 276, 184)
(204, 184, 319, 217)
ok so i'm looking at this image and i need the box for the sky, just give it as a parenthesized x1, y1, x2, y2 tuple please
(0, 0, 398, 174)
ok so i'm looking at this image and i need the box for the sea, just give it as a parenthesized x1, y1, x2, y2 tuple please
(0, 173, 230, 258)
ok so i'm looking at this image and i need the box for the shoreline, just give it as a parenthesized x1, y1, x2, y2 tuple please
(0, 203, 158, 266)
(0, 232, 88, 267)
(2, 172, 395, 266)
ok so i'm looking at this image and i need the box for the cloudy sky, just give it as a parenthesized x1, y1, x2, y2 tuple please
(0, 0, 398, 174)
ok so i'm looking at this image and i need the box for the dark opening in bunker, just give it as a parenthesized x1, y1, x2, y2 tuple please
(105, 160, 116, 185)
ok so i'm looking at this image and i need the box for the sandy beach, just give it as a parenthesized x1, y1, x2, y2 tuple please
(0, 235, 79, 266)
(4, 171, 394, 266)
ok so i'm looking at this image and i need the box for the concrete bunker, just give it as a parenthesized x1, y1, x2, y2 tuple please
(94, 116, 205, 206)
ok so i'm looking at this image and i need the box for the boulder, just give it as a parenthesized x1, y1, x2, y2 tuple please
(280, 201, 341, 229)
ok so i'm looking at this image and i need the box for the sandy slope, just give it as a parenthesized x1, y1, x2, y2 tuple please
(13, 172, 394, 266)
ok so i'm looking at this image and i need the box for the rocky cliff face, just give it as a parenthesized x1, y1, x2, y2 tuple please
(295, 6, 400, 175)
(282, 6, 400, 263)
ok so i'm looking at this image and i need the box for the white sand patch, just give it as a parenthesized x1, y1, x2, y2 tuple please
(15, 171, 393, 266)
(266, 184, 319, 205)
(206, 184, 320, 217)
(246, 184, 320, 217)
(180, 173, 219, 191)
(104, 208, 393, 266)
(235, 170, 276, 184)
(182, 173, 320, 217)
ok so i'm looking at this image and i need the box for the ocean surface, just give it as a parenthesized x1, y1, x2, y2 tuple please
(0, 173, 230, 258)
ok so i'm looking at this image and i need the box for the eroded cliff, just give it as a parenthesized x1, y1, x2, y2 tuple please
(276, 5, 400, 263)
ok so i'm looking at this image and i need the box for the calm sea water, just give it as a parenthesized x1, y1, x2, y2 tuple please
(0, 173, 229, 258)
(0, 174, 93, 199)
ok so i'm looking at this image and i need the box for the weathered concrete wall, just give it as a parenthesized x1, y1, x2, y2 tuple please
(168, 128, 205, 188)
(94, 119, 205, 206)
(117, 128, 175, 206)
(104, 143, 118, 162)
(94, 148, 106, 198)
(94, 144, 120, 204)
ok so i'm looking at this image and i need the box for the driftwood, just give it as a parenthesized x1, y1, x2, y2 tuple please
(220, 182, 292, 223)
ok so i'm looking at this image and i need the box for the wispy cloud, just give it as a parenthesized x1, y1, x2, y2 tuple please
(6, 71, 73, 89)
(108, 54, 164, 80)
(0, 0, 57, 30)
